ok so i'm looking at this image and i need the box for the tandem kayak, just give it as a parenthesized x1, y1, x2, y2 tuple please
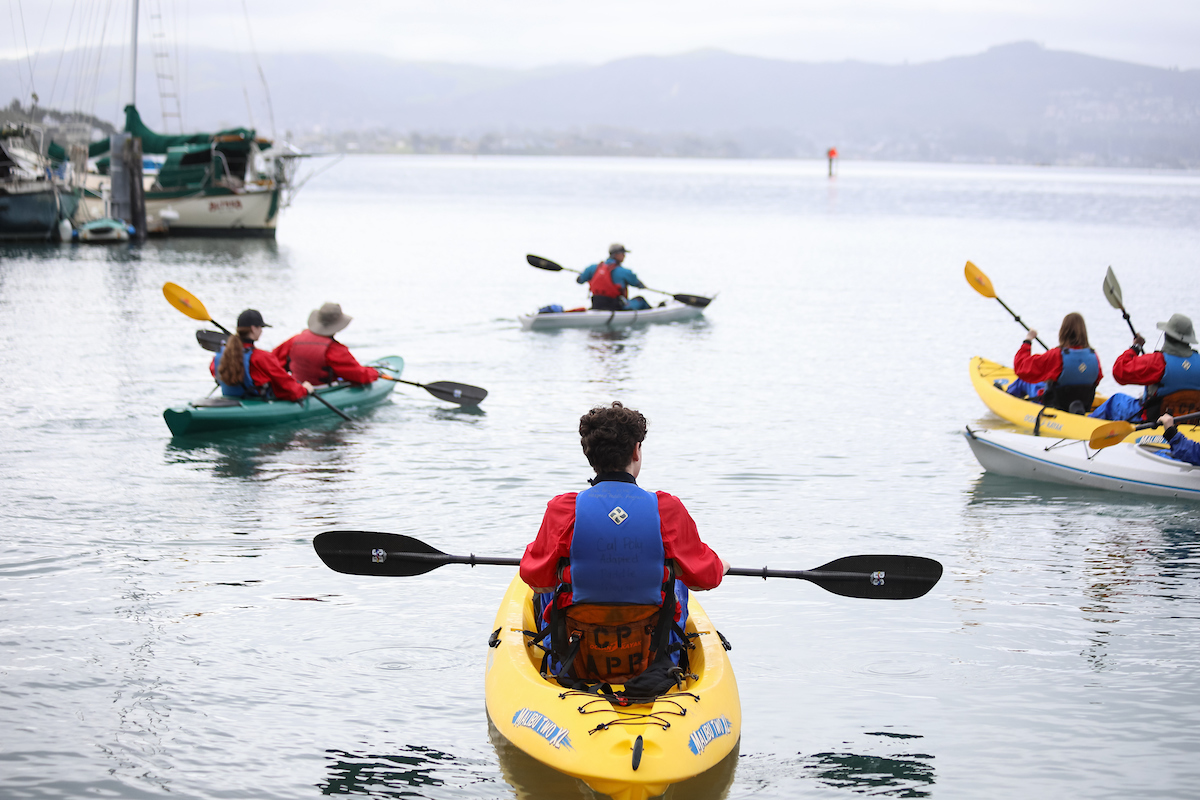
(485, 574, 740, 800)
(963, 426, 1200, 502)
(163, 355, 403, 436)
(970, 356, 1110, 439)
(519, 301, 706, 331)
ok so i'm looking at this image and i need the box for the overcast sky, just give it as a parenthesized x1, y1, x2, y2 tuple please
(5, 0, 1200, 71)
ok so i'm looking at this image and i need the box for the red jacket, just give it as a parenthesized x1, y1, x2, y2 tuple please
(274, 333, 379, 384)
(209, 345, 308, 402)
(1112, 348, 1167, 386)
(1013, 342, 1104, 384)
(521, 490, 725, 592)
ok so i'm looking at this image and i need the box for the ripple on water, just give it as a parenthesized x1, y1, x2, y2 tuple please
(346, 645, 472, 672)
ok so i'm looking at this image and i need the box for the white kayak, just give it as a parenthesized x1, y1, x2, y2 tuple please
(963, 426, 1200, 502)
(519, 301, 706, 331)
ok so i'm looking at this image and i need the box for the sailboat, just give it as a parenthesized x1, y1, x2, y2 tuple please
(77, 105, 297, 237)
(58, 0, 302, 238)
(1, 123, 77, 241)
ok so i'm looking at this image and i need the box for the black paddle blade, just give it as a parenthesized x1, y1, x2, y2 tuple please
(196, 329, 228, 352)
(809, 555, 943, 600)
(314, 531, 451, 577)
(673, 294, 712, 308)
(423, 381, 488, 406)
(526, 254, 564, 272)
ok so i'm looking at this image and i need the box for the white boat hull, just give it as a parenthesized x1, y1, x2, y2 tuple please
(144, 188, 279, 237)
(963, 427, 1200, 501)
(74, 174, 280, 237)
(519, 302, 705, 330)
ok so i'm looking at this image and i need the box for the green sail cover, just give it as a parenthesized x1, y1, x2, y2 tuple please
(50, 104, 273, 164)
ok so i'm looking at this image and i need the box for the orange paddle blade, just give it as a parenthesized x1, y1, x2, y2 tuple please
(163, 282, 212, 321)
(964, 261, 996, 298)
(1088, 421, 1135, 449)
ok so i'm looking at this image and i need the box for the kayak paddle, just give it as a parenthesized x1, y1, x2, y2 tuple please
(313, 531, 943, 600)
(164, 282, 233, 335)
(964, 261, 1048, 349)
(1102, 267, 1144, 354)
(527, 254, 713, 308)
(195, 329, 487, 406)
(165, 283, 352, 421)
(1088, 411, 1200, 449)
(371, 363, 488, 406)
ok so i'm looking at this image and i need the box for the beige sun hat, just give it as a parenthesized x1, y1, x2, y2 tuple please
(1156, 313, 1197, 344)
(308, 302, 353, 337)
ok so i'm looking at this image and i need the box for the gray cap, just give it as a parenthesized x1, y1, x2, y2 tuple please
(608, 243, 630, 256)
(1157, 313, 1197, 344)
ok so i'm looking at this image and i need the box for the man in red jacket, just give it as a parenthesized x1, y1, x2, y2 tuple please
(274, 302, 380, 386)
(1089, 313, 1200, 421)
(521, 402, 728, 685)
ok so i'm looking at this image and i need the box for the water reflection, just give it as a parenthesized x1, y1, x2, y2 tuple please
(164, 417, 364, 480)
(488, 717, 738, 800)
(802, 749, 935, 797)
(963, 472, 1192, 509)
(320, 745, 495, 797)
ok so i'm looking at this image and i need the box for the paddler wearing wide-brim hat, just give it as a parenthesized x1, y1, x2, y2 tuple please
(273, 302, 380, 386)
(1088, 312, 1200, 422)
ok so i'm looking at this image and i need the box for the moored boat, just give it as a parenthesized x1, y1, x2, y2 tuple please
(163, 355, 403, 436)
(963, 426, 1200, 501)
(485, 573, 740, 800)
(0, 124, 73, 241)
(970, 356, 1110, 439)
(519, 301, 706, 331)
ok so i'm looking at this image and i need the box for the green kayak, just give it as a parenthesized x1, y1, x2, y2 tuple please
(163, 356, 404, 436)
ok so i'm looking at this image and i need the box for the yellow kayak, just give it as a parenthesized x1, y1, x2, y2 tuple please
(972, 356, 1200, 446)
(485, 574, 740, 800)
(970, 356, 1111, 439)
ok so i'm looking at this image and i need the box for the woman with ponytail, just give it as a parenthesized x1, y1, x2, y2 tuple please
(210, 309, 313, 402)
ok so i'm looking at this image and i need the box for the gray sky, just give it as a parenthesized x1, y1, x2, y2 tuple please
(5, 0, 1200, 70)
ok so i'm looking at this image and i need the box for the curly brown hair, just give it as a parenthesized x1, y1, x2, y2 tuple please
(579, 401, 647, 473)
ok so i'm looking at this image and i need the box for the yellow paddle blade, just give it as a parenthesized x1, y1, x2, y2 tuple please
(1088, 421, 1136, 449)
(964, 261, 995, 298)
(163, 282, 212, 321)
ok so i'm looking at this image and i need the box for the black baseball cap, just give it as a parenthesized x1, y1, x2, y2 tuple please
(237, 309, 271, 327)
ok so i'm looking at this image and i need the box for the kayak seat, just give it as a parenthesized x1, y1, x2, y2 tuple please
(1041, 383, 1096, 414)
(191, 397, 243, 408)
(563, 603, 661, 684)
(1161, 390, 1200, 417)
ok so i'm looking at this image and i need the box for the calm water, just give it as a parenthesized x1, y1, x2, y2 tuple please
(3, 156, 1200, 799)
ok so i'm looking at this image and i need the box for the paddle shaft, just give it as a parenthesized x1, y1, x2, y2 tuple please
(1137, 410, 1200, 431)
(993, 296, 1049, 350)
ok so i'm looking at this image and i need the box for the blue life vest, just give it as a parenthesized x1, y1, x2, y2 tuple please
(1151, 352, 1200, 397)
(213, 345, 262, 397)
(1057, 348, 1100, 386)
(570, 481, 664, 606)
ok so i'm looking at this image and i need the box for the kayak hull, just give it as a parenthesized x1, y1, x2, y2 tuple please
(970, 356, 1109, 439)
(485, 574, 740, 800)
(163, 355, 403, 436)
(964, 426, 1200, 501)
(519, 302, 706, 331)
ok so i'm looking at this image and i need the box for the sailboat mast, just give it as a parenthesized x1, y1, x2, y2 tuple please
(130, 0, 139, 105)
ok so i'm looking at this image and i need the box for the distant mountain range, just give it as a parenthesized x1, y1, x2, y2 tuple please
(4, 42, 1199, 166)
